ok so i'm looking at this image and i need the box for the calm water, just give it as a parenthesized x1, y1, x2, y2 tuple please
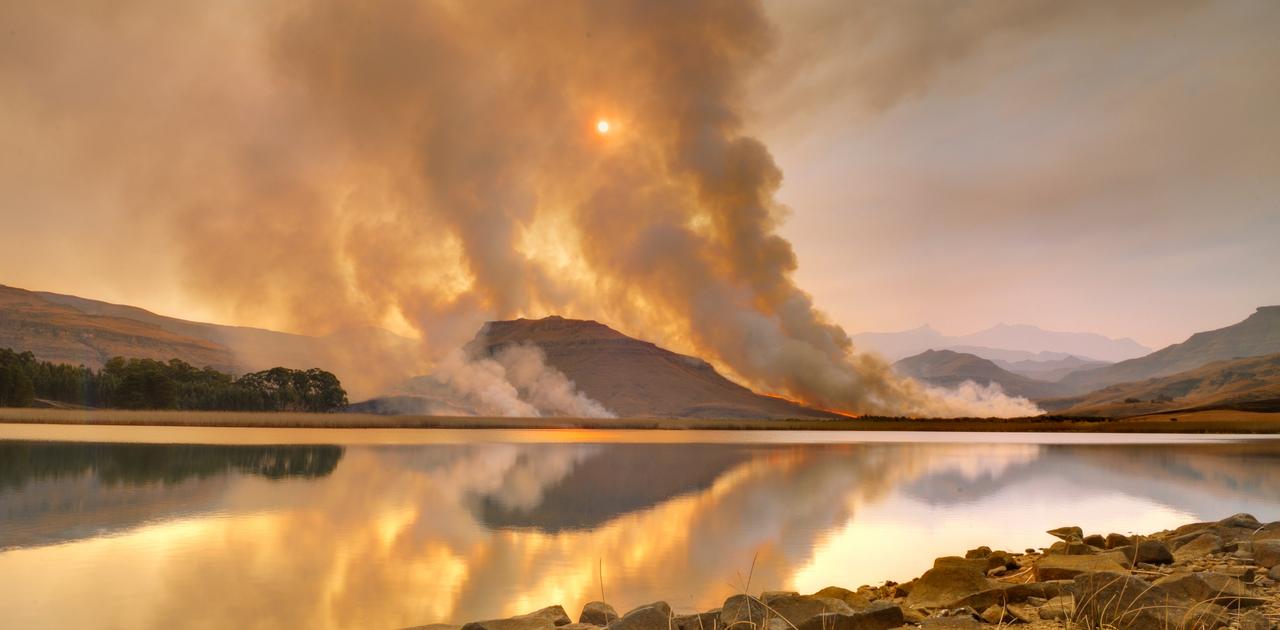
(3, 425, 1280, 629)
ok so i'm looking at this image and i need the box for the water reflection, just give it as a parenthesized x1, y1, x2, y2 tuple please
(0, 441, 342, 550)
(0, 434, 1278, 630)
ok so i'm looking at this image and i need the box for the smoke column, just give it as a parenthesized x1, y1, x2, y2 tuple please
(0, 0, 1047, 416)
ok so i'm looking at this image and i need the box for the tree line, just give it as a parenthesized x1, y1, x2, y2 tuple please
(0, 348, 348, 412)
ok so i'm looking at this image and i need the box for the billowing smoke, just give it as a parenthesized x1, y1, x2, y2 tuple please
(426, 344, 614, 419)
(0, 0, 1052, 417)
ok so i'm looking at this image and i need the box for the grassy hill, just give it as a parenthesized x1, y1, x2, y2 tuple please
(1058, 306, 1280, 394)
(1043, 352, 1280, 417)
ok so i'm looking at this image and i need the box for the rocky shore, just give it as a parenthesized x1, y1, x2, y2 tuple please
(412, 514, 1280, 630)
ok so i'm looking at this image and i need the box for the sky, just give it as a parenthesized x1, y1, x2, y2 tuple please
(0, 1, 1277, 412)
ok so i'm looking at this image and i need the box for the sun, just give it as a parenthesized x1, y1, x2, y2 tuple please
(596, 119, 610, 134)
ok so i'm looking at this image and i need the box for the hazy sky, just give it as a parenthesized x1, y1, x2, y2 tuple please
(2, 0, 1277, 353)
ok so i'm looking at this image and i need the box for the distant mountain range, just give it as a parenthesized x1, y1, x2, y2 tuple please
(1057, 306, 1280, 395)
(1042, 352, 1280, 417)
(396, 316, 837, 420)
(993, 355, 1112, 382)
(892, 349, 1069, 400)
(852, 323, 1150, 363)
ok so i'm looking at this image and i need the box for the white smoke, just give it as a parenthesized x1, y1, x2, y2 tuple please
(426, 343, 615, 419)
(922, 380, 1044, 418)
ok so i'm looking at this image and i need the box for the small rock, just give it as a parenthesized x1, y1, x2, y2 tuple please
(561, 624, 601, 630)
(1238, 610, 1270, 630)
(1269, 565, 1280, 581)
(1005, 602, 1038, 623)
(462, 606, 573, 630)
(918, 617, 982, 629)
(1037, 595, 1074, 620)
(1046, 526, 1083, 541)
(612, 603, 673, 630)
(793, 602, 904, 630)
(965, 546, 992, 559)
(978, 606, 1003, 624)
(811, 586, 872, 610)
(1034, 552, 1128, 580)
(1083, 534, 1108, 548)
(1105, 533, 1134, 549)
(579, 602, 619, 626)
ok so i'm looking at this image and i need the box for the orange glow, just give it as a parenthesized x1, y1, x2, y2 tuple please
(761, 393, 860, 419)
(595, 119, 610, 134)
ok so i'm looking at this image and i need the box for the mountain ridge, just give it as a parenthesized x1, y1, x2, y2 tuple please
(853, 322, 1149, 363)
(1057, 306, 1280, 394)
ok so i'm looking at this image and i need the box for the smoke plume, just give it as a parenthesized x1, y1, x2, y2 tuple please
(428, 344, 614, 419)
(0, 0, 1052, 416)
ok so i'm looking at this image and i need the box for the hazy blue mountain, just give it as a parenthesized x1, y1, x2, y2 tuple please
(853, 322, 1149, 362)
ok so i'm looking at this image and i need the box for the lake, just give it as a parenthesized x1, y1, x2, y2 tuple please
(2, 424, 1280, 629)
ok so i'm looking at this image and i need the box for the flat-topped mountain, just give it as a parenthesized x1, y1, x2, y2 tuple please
(892, 349, 1068, 400)
(1058, 306, 1280, 394)
(465, 316, 838, 419)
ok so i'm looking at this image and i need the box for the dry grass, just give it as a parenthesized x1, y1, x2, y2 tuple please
(0, 407, 1276, 432)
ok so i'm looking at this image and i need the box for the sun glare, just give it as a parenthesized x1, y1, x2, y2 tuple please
(596, 119, 610, 134)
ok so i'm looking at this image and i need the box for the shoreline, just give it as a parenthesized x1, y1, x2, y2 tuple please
(0, 407, 1276, 433)
(416, 514, 1280, 630)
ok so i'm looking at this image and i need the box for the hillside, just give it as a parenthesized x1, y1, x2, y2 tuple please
(1, 284, 418, 398)
(853, 323, 1148, 362)
(0, 285, 236, 371)
(452, 316, 838, 419)
(1043, 352, 1280, 417)
(892, 349, 1069, 400)
(1058, 306, 1280, 394)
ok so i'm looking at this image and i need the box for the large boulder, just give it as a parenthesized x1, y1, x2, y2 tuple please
(580, 602, 619, 626)
(1033, 552, 1127, 580)
(1105, 533, 1134, 549)
(720, 595, 765, 628)
(762, 594, 854, 626)
(611, 603, 673, 630)
(462, 607, 573, 630)
(1152, 572, 1265, 609)
(1173, 532, 1224, 562)
(674, 611, 720, 630)
(1250, 540, 1280, 568)
(793, 602, 903, 630)
(1115, 539, 1174, 565)
(1071, 572, 1229, 630)
(904, 558, 1008, 610)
